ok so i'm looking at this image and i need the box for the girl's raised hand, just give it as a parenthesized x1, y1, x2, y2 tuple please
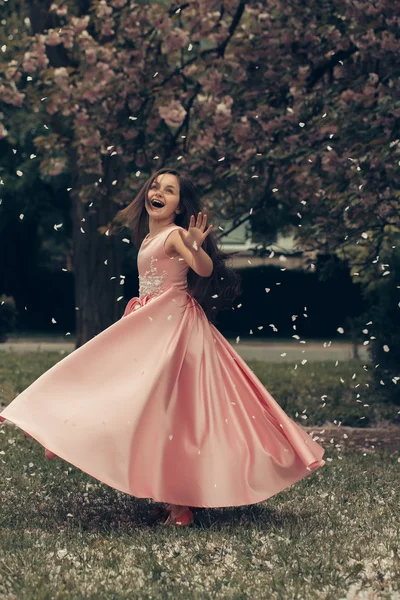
(178, 212, 213, 251)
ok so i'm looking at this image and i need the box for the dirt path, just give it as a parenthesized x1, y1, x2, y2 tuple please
(302, 424, 400, 455)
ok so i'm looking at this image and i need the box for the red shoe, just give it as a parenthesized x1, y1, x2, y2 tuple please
(45, 449, 57, 460)
(163, 507, 194, 527)
(0, 416, 5, 423)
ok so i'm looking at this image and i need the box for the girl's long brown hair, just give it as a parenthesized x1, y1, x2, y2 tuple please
(110, 168, 243, 324)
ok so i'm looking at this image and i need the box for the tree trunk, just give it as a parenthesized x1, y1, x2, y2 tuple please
(71, 190, 126, 348)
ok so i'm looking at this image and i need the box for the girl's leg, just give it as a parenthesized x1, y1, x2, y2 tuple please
(168, 504, 190, 518)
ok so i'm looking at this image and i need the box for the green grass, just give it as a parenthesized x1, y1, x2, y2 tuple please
(0, 351, 398, 427)
(1, 352, 399, 598)
(0, 427, 398, 599)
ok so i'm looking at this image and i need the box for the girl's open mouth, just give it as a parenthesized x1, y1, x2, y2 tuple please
(150, 199, 165, 209)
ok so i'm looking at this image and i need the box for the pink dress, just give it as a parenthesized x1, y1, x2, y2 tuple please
(0, 224, 325, 508)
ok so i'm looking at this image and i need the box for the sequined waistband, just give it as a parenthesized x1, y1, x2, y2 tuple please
(122, 289, 198, 317)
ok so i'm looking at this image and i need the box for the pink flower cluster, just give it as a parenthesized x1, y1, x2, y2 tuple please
(23, 37, 49, 73)
(0, 85, 25, 107)
(161, 28, 189, 54)
(0, 0, 397, 264)
(158, 100, 187, 128)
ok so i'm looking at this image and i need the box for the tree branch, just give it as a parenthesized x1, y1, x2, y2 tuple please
(305, 42, 359, 91)
(145, 0, 248, 97)
(215, 163, 275, 241)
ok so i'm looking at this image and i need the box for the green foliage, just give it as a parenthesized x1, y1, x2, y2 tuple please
(360, 248, 400, 406)
(0, 295, 17, 342)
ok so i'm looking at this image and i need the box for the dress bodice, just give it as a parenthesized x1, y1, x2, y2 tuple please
(137, 225, 189, 299)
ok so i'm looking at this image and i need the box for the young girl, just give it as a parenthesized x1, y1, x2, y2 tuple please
(0, 168, 325, 527)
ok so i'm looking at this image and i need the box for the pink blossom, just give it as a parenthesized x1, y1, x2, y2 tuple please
(297, 65, 310, 80)
(183, 64, 199, 78)
(198, 69, 223, 94)
(162, 28, 189, 54)
(222, 95, 233, 108)
(85, 48, 97, 64)
(216, 101, 232, 117)
(77, 31, 94, 50)
(365, 5, 380, 16)
(326, 27, 341, 42)
(214, 100, 232, 131)
(46, 102, 58, 115)
(46, 30, 62, 46)
(98, 47, 114, 63)
(61, 106, 73, 117)
(5, 61, 22, 82)
(36, 49, 49, 69)
(196, 131, 215, 150)
(0, 85, 25, 107)
(159, 100, 187, 128)
(60, 26, 75, 49)
(22, 52, 37, 73)
(11, 91, 26, 106)
(49, 3, 67, 16)
(362, 85, 376, 96)
(72, 16, 90, 33)
(101, 19, 115, 37)
(122, 27, 137, 41)
(47, 158, 66, 176)
(340, 89, 357, 103)
(380, 31, 398, 52)
(53, 67, 69, 89)
(232, 122, 251, 144)
(96, 0, 113, 18)
(289, 86, 302, 100)
(74, 113, 89, 128)
(31, 37, 48, 66)
(79, 88, 99, 104)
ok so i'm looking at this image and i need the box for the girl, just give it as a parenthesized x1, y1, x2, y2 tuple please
(0, 168, 325, 527)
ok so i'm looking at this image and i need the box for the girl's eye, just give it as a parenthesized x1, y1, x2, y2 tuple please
(151, 184, 173, 193)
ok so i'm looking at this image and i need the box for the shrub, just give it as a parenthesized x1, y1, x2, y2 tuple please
(0, 295, 18, 343)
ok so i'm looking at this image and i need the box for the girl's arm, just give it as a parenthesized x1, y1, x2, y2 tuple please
(169, 230, 213, 277)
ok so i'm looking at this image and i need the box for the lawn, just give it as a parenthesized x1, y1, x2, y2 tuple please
(0, 352, 399, 599)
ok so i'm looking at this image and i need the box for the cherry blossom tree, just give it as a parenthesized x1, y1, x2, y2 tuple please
(0, 0, 399, 389)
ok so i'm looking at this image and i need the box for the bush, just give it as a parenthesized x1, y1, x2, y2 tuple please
(362, 252, 400, 406)
(0, 295, 18, 343)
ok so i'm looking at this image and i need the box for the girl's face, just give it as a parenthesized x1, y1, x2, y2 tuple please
(146, 173, 181, 222)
